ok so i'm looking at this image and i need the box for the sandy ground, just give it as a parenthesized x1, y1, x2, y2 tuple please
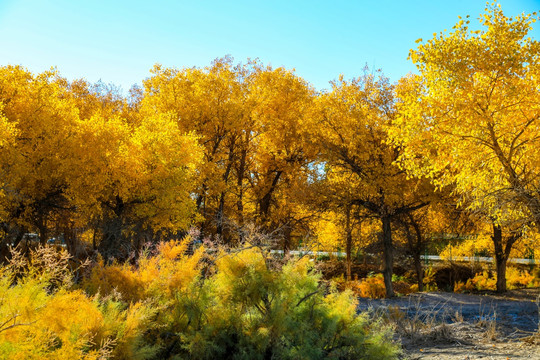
(406, 342, 539, 360)
(357, 289, 540, 359)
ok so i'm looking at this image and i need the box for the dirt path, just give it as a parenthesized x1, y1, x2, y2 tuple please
(357, 289, 540, 359)
(406, 342, 539, 359)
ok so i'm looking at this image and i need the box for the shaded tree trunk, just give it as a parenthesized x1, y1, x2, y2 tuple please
(345, 203, 353, 281)
(410, 215, 424, 291)
(99, 217, 123, 262)
(259, 170, 282, 220)
(382, 216, 395, 297)
(492, 223, 520, 293)
(492, 224, 506, 293)
(216, 192, 226, 238)
(63, 223, 77, 256)
(236, 133, 249, 227)
(36, 213, 48, 246)
(282, 225, 292, 254)
(99, 195, 125, 262)
(402, 215, 424, 291)
(216, 142, 236, 240)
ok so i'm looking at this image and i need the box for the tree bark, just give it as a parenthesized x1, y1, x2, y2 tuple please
(402, 215, 424, 292)
(410, 216, 424, 291)
(259, 170, 282, 219)
(99, 195, 125, 262)
(492, 223, 520, 293)
(236, 133, 249, 227)
(382, 216, 395, 297)
(216, 143, 235, 239)
(414, 254, 424, 292)
(345, 203, 353, 281)
(492, 224, 506, 292)
(36, 213, 48, 246)
(282, 225, 292, 254)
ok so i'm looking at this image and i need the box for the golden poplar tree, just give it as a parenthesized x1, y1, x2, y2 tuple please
(246, 64, 318, 242)
(0, 66, 80, 246)
(312, 73, 433, 297)
(390, 4, 540, 292)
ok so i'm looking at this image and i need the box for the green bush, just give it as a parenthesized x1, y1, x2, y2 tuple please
(163, 247, 399, 359)
(2, 243, 400, 359)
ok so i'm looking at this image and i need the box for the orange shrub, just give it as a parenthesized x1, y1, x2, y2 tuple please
(393, 281, 416, 295)
(358, 275, 386, 299)
(84, 261, 145, 302)
(506, 267, 539, 289)
(83, 237, 204, 303)
(469, 271, 496, 290)
(422, 266, 438, 291)
(453, 280, 475, 293)
(459, 267, 539, 292)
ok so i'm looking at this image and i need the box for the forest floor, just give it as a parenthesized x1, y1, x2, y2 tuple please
(357, 289, 540, 359)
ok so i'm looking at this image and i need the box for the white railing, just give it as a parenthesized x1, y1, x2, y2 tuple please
(269, 250, 537, 265)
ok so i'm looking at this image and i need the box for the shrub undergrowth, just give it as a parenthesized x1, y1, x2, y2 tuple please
(0, 239, 400, 359)
(453, 267, 540, 292)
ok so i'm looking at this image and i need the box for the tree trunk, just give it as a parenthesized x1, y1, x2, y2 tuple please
(99, 196, 125, 262)
(492, 223, 520, 293)
(413, 254, 424, 291)
(99, 216, 123, 262)
(495, 254, 507, 293)
(282, 225, 292, 254)
(63, 223, 76, 256)
(259, 170, 282, 220)
(382, 216, 395, 297)
(216, 144, 235, 239)
(92, 228, 97, 250)
(410, 216, 424, 292)
(37, 213, 48, 246)
(216, 192, 226, 238)
(236, 136, 248, 227)
(345, 204, 353, 281)
(492, 224, 507, 293)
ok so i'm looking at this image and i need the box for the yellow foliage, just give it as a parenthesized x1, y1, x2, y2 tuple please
(38, 290, 103, 341)
(468, 271, 497, 291)
(439, 233, 492, 260)
(310, 215, 343, 252)
(84, 237, 204, 302)
(85, 261, 145, 302)
(0, 275, 108, 359)
(506, 267, 539, 289)
(423, 266, 438, 291)
(358, 275, 387, 299)
(212, 247, 275, 305)
(453, 280, 475, 293)
(390, 4, 540, 225)
(454, 267, 539, 293)
(0, 65, 82, 235)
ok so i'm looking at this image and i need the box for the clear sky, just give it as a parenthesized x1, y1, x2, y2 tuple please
(0, 0, 539, 92)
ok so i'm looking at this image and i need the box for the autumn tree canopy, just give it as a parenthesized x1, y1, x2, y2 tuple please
(0, 2, 538, 295)
(310, 73, 434, 297)
(389, 4, 540, 292)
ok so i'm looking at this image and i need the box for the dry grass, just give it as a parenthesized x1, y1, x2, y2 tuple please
(362, 290, 540, 359)
(522, 293, 540, 345)
(369, 294, 533, 348)
(374, 297, 460, 346)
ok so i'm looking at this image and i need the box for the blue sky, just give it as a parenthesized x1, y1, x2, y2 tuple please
(0, 0, 539, 92)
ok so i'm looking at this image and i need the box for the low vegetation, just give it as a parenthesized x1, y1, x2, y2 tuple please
(0, 242, 400, 360)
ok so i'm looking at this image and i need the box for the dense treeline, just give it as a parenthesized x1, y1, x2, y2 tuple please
(1, 4, 539, 298)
